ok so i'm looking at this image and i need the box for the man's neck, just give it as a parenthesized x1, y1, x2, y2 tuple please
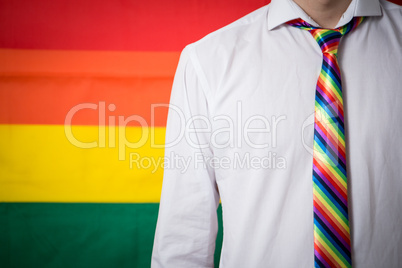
(293, 0, 352, 28)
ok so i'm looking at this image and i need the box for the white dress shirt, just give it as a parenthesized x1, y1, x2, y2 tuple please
(152, 0, 402, 267)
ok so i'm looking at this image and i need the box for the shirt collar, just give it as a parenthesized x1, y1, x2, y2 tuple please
(267, 0, 382, 30)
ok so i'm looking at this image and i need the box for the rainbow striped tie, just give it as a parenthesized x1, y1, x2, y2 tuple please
(286, 17, 365, 268)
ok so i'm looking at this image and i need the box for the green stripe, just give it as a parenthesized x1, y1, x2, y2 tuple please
(0, 203, 224, 268)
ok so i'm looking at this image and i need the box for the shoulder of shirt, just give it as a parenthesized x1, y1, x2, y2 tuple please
(179, 4, 270, 97)
(377, 0, 402, 32)
(380, 0, 402, 11)
(182, 4, 269, 61)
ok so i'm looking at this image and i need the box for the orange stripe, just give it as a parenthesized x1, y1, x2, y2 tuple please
(0, 76, 172, 126)
(0, 49, 180, 78)
(0, 49, 179, 126)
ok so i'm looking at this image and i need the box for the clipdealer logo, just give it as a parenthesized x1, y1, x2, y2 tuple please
(129, 151, 286, 173)
(64, 101, 288, 169)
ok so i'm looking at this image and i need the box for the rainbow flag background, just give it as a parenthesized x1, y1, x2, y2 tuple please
(1, 0, 401, 267)
(0, 0, 269, 266)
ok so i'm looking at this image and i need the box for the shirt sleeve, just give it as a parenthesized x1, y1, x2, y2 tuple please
(151, 46, 220, 268)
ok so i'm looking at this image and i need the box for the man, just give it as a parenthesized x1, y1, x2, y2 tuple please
(152, 0, 402, 267)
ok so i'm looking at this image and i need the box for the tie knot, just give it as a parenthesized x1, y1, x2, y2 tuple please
(311, 29, 343, 54)
(286, 17, 365, 55)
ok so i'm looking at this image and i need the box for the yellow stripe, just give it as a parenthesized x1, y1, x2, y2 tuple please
(313, 188, 350, 232)
(0, 124, 166, 202)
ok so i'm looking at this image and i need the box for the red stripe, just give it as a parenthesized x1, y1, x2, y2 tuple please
(0, 0, 269, 51)
(2, 0, 402, 51)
